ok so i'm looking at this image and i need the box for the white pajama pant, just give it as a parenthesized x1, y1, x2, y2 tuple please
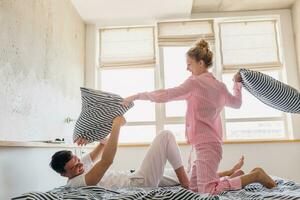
(132, 130, 184, 187)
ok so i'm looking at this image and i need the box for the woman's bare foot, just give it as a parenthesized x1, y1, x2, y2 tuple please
(232, 156, 244, 172)
(252, 168, 276, 189)
(230, 169, 245, 178)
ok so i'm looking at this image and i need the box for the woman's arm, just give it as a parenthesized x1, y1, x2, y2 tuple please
(123, 76, 195, 105)
(224, 73, 242, 108)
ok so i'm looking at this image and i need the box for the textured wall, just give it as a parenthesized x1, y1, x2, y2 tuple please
(0, 0, 85, 141)
(292, 0, 300, 81)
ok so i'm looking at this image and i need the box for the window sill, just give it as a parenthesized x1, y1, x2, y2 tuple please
(1, 139, 300, 148)
(119, 139, 300, 147)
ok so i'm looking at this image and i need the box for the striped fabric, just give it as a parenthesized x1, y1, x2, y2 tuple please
(73, 88, 134, 143)
(12, 177, 300, 200)
(240, 68, 300, 113)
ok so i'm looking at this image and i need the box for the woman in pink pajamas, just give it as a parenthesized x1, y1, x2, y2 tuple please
(123, 39, 276, 194)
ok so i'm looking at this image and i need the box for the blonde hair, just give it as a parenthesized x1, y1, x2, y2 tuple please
(186, 39, 213, 68)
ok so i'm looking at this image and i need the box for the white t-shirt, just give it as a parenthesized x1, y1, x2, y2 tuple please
(67, 154, 133, 188)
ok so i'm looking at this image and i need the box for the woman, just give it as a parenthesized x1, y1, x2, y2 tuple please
(123, 39, 276, 194)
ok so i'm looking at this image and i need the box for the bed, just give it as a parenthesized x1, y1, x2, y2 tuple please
(12, 177, 300, 200)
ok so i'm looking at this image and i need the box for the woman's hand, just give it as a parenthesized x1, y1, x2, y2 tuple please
(233, 72, 242, 82)
(122, 95, 137, 107)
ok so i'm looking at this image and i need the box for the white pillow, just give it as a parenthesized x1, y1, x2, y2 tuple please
(239, 68, 300, 113)
(73, 88, 134, 143)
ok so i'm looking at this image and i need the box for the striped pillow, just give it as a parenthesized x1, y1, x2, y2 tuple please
(239, 68, 300, 113)
(73, 88, 134, 143)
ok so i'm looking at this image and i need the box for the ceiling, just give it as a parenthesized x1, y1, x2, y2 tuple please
(70, 0, 298, 26)
(192, 0, 297, 12)
(70, 0, 193, 26)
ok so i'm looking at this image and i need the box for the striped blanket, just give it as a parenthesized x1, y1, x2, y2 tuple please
(12, 177, 300, 200)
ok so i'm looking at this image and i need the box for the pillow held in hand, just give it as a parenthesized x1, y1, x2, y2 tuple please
(73, 87, 134, 143)
(239, 68, 300, 113)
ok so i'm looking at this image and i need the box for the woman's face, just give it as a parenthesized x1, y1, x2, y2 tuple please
(186, 56, 205, 75)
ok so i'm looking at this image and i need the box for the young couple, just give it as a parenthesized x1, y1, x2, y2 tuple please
(51, 39, 276, 194)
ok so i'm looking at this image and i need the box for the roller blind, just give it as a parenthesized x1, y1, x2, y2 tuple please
(157, 20, 214, 46)
(220, 20, 280, 70)
(100, 26, 155, 68)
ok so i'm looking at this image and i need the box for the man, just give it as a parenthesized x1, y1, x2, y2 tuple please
(50, 116, 245, 189)
(50, 116, 190, 188)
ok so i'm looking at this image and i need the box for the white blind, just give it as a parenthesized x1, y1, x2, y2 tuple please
(158, 20, 214, 46)
(100, 27, 155, 68)
(220, 20, 280, 69)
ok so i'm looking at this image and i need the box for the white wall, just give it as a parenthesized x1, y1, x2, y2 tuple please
(0, 0, 85, 198)
(292, 0, 300, 80)
(85, 24, 98, 88)
(0, 147, 68, 199)
(0, 0, 85, 142)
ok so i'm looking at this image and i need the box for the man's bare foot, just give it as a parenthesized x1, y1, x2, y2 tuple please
(252, 168, 276, 189)
(230, 169, 245, 178)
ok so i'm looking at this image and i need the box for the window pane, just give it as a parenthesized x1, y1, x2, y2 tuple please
(223, 70, 282, 119)
(99, 68, 155, 122)
(119, 125, 156, 143)
(164, 124, 186, 142)
(226, 121, 285, 140)
(163, 47, 189, 117)
(163, 47, 190, 88)
(165, 101, 187, 117)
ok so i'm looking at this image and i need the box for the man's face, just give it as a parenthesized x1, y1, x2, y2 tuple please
(61, 154, 84, 179)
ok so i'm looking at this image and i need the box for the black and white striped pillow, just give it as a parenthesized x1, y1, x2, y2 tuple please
(239, 68, 300, 113)
(73, 88, 134, 143)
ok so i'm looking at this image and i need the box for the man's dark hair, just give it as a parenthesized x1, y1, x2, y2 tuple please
(50, 150, 72, 173)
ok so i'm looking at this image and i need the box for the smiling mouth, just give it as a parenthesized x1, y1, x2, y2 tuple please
(79, 166, 84, 173)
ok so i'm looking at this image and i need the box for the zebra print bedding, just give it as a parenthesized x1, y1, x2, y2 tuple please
(12, 177, 300, 200)
(73, 88, 134, 143)
(239, 68, 300, 113)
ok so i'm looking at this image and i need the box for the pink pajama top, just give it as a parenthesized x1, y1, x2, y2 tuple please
(136, 72, 242, 145)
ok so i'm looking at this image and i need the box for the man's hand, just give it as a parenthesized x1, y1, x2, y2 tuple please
(75, 137, 88, 146)
(122, 95, 137, 107)
(112, 116, 126, 127)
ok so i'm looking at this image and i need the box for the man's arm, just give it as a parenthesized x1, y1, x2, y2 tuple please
(84, 116, 125, 186)
(89, 141, 106, 162)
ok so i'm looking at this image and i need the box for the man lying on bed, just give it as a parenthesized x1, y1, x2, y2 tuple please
(50, 116, 245, 189)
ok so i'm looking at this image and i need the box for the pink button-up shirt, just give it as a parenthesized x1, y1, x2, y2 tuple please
(137, 72, 242, 145)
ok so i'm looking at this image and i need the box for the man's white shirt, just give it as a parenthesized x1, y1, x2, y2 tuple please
(67, 154, 133, 188)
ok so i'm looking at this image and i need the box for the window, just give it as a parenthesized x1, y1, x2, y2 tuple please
(220, 19, 288, 140)
(222, 70, 287, 140)
(98, 26, 156, 143)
